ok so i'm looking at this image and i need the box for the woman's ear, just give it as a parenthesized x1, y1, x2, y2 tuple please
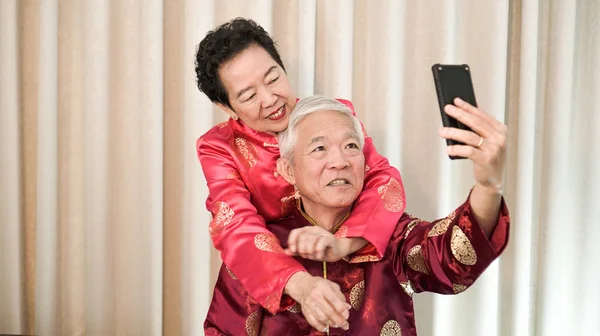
(276, 158, 295, 185)
(216, 103, 238, 120)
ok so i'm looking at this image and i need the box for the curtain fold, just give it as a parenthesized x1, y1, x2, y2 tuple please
(0, 0, 598, 335)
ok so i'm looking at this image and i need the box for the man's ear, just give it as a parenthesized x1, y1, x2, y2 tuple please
(216, 102, 238, 120)
(276, 157, 296, 186)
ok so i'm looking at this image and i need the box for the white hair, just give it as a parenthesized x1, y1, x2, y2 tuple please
(278, 95, 365, 160)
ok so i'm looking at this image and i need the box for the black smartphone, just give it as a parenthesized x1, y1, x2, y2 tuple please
(431, 63, 477, 160)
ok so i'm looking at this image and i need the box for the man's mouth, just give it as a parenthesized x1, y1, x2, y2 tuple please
(327, 178, 351, 186)
(267, 105, 285, 121)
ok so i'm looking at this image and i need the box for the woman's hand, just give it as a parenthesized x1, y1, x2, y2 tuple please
(284, 271, 351, 332)
(285, 226, 349, 262)
(439, 98, 507, 193)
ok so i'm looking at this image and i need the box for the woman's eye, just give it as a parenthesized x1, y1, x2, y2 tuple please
(346, 143, 359, 149)
(244, 94, 256, 102)
(269, 76, 279, 84)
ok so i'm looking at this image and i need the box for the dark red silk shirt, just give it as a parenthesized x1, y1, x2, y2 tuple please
(205, 197, 510, 335)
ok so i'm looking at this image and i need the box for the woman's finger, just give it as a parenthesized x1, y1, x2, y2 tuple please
(287, 228, 302, 254)
(313, 236, 331, 260)
(304, 312, 327, 333)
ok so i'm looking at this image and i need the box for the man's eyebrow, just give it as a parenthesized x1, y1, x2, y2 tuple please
(346, 130, 360, 141)
(307, 136, 325, 146)
(235, 65, 278, 100)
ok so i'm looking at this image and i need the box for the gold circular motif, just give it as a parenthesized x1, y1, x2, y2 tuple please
(428, 217, 452, 237)
(350, 280, 365, 310)
(380, 320, 402, 336)
(450, 226, 477, 265)
(287, 302, 302, 313)
(209, 202, 235, 238)
(377, 177, 405, 212)
(254, 233, 284, 253)
(453, 283, 467, 294)
(400, 281, 414, 297)
(404, 219, 422, 239)
(407, 245, 429, 274)
(245, 311, 260, 336)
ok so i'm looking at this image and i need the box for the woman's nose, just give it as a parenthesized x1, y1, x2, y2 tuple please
(260, 87, 277, 108)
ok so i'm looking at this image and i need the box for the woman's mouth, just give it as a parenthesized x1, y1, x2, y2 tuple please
(267, 106, 285, 121)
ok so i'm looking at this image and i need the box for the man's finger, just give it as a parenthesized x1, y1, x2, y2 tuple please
(454, 98, 507, 134)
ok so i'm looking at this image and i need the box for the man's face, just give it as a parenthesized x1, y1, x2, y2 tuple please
(286, 110, 365, 211)
(217, 44, 295, 134)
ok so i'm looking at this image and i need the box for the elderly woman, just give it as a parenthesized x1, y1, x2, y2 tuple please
(204, 96, 510, 336)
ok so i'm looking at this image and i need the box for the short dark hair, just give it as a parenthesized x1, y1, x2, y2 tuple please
(194, 18, 286, 109)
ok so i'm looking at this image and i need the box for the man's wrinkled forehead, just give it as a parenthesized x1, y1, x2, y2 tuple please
(306, 130, 361, 146)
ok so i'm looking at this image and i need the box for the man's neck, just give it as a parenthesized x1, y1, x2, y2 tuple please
(300, 200, 351, 232)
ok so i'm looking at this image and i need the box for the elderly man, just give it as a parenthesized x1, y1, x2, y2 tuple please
(204, 96, 510, 336)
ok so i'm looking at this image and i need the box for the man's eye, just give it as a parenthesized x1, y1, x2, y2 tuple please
(269, 76, 279, 84)
(312, 146, 325, 152)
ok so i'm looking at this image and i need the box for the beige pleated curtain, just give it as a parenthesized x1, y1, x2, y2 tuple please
(1, 0, 598, 335)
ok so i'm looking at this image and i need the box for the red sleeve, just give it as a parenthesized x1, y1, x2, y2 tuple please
(334, 99, 406, 260)
(388, 195, 510, 294)
(198, 135, 304, 314)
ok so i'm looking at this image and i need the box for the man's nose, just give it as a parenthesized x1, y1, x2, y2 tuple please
(327, 148, 350, 169)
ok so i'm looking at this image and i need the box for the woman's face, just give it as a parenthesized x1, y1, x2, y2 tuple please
(217, 44, 296, 134)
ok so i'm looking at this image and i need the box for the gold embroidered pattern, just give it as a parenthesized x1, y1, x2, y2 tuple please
(348, 254, 381, 263)
(226, 266, 237, 280)
(217, 122, 228, 129)
(264, 292, 280, 313)
(350, 280, 365, 310)
(254, 233, 284, 253)
(280, 191, 296, 217)
(287, 302, 302, 313)
(404, 219, 422, 239)
(453, 283, 467, 294)
(400, 281, 414, 297)
(334, 225, 349, 238)
(226, 170, 241, 180)
(377, 178, 404, 212)
(428, 210, 456, 237)
(263, 142, 279, 148)
(380, 320, 402, 336)
(234, 137, 258, 168)
(450, 226, 477, 265)
(407, 245, 429, 274)
(209, 202, 234, 238)
(245, 311, 260, 336)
